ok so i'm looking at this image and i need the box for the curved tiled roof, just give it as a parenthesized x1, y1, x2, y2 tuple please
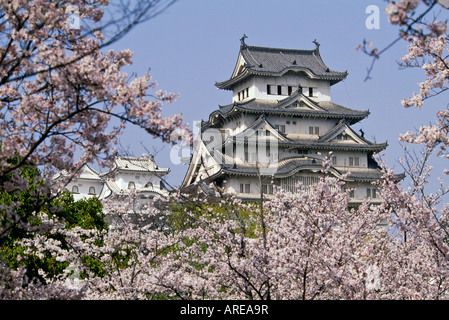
(204, 94, 369, 129)
(216, 44, 348, 90)
(109, 156, 170, 174)
(216, 156, 390, 182)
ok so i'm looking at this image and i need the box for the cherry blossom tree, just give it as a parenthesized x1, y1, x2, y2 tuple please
(6, 0, 449, 301)
(168, 167, 389, 300)
(148, 0, 449, 298)
(0, 0, 189, 298)
(356, 0, 449, 299)
(0, 1, 189, 238)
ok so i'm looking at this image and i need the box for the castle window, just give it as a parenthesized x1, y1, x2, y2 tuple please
(309, 126, 319, 135)
(72, 185, 79, 194)
(240, 183, 251, 194)
(309, 87, 314, 97)
(281, 176, 320, 194)
(288, 86, 293, 95)
(349, 157, 359, 166)
(262, 184, 274, 194)
(145, 182, 153, 188)
(88, 186, 96, 195)
(267, 84, 272, 95)
(237, 87, 249, 101)
(128, 181, 135, 189)
(367, 188, 377, 198)
(332, 156, 337, 165)
(275, 125, 285, 133)
(277, 85, 282, 95)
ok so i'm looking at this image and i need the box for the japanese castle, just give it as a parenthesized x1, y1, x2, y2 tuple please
(181, 37, 399, 204)
(56, 156, 170, 202)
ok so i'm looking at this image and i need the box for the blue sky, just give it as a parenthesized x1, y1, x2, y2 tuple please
(109, 0, 446, 189)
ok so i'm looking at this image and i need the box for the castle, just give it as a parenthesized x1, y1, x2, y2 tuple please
(56, 156, 170, 202)
(181, 37, 400, 204)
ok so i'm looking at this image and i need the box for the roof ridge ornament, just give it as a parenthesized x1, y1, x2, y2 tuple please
(313, 39, 320, 49)
(240, 34, 248, 48)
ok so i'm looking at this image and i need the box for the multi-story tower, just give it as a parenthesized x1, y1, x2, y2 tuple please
(182, 38, 398, 205)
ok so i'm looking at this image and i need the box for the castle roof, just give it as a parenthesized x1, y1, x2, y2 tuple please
(210, 116, 387, 153)
(204, 92, 369, 128)
(77, 165, 103, 181)
(109, 156, 169, 174)
(186, 154, 400, 183)
(216, 41, 348, 90)
(53, 164, 102, 182)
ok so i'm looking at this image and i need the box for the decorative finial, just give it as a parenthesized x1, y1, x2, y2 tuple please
(240, 34, 248, 48)
(359, 129, 365, 138)
(313, 39, 320, 48)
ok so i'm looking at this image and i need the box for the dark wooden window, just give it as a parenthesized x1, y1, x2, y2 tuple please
(309, 87, 314, 97)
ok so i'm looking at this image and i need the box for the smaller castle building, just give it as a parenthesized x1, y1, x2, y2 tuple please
(56, 156, 170, 202)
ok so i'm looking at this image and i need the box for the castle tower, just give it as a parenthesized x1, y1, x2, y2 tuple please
(182, 38, 399, 204)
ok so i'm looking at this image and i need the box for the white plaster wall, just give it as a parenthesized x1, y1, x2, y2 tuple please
(232, 78, 256, 103)
(221, 114, 258, 137)
(224, 174, 381, 202)
(225, 175, 380, 203)
(251, 76, 331, 101)
(343, 181, 382, 202)
(115, 172, 164, 191)
(225, 176, 261, 197)
(67, 180, 104, 201)
(266, 116, 337, 138)
(231, 75, 331, 103)
(331, 151, 368, 168)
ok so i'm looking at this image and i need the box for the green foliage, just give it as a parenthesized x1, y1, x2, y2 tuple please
(0, 161, 108, 283)
(167, 198, 260, 238)
(0, 161, 52, 247)
(52, 190, 107, 231)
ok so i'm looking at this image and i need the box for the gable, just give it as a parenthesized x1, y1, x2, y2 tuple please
(276, 92, 324, 112)
(234, 117, 290, 143)
(286, 100, 321, 111)
(332, 132, 359, 144)
(326, 125, 368, 145)
(231, 53, 248, 78)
